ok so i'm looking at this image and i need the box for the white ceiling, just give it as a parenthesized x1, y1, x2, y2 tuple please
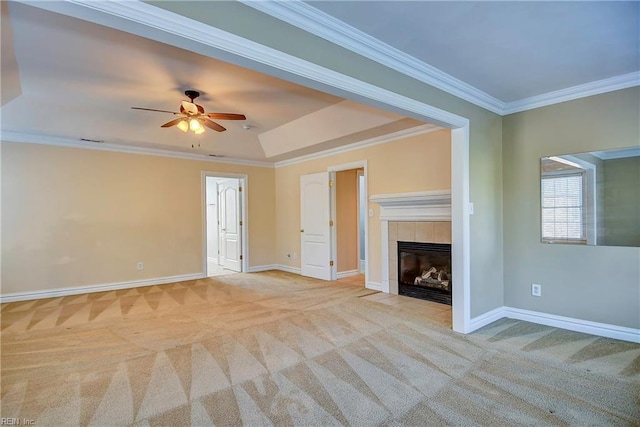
(0, 2, 422, 162)
(2, 1, 638, 163)
(241, 0, 638, 113)
(306, 1, 639, 103)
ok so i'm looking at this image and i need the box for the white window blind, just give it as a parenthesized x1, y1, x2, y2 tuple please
(541, 173, 585, 241)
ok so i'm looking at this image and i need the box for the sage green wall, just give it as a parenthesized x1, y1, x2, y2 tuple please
(603, 156, 640, 247)
(149, 1, 504, 318)
(503, 88, 640, 329)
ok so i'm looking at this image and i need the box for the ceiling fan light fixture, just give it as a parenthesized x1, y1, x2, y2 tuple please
(131, 90, 246, 143)
(177, 120, 189, 132)
(189, 118, 202, 132)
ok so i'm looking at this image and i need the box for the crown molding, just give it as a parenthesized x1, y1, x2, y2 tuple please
(241, 0, 505, 115)
(18, 0, 467, 130)
(14, 0, 640, 120)
(274, 124, 440, 168)
(0, 131, 275, 168)
(1, 126, 443, 169)
(503, 72, 640, 115)
(242, 1, 640, 116)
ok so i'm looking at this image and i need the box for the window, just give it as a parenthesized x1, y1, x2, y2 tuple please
(541, 173, 586, 243)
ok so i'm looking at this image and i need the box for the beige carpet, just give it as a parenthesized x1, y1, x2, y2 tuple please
(1, 271, 638, 425)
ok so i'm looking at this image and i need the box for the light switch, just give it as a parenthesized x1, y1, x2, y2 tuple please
(469, 202, 474, 215)
(368, 208, 374, 217)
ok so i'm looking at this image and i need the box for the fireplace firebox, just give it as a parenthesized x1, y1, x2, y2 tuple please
(398, 241, 452, 305)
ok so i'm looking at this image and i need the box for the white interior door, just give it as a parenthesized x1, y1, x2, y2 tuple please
(301, 172, 332, 280)
(219, 179, 241, 272)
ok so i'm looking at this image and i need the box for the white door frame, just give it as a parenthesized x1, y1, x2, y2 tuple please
(216, 181, 222, 266)
(201, 171, 248, 274)
(205, 177, 225, 275)
(328, 161, 369, 285)
(32, 2, 473, 333)
(356, 169, 365, 274)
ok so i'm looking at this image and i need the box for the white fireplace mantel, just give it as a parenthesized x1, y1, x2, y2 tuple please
(369, 190, 452, 294)
(370, 190, 451, 222)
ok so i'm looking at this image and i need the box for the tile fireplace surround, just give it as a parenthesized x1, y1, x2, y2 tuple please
(389, 221, 452, 294)
(370, 190, 452, 294)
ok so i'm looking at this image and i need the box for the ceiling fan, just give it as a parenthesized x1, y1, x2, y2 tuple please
(131, 90, 246, 136)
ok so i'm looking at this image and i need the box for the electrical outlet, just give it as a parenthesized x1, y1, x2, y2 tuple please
(531, 283, 541, 297)
(137, 262, 144, 271)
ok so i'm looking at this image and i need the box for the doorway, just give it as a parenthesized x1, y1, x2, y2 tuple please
(203, 173, 247, 277)
(335, 168, 366, 285)
(331, 161, 369, 287)
(358, 170, 366, 274)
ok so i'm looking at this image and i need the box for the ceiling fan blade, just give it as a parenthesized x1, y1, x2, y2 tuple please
(207, 113, 247, 120)
(181, 101, 199, 115)
(131, 107, 179, 114)
(202, 118, 226, 132)
(161, 118, 185, 128)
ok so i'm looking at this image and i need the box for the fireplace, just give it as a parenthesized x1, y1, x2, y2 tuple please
(398, 241, 452, 305)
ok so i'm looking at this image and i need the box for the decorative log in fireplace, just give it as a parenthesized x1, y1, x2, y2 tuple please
(398, 241, 452, 305)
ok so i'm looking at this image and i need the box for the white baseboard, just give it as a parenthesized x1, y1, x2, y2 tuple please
(247, 265, 278, 273)
(503, 307, 640, 344)
(467, 305, 640, 344)
(336, 270, 360, 279)
(359, 260, 365, 273)
(276, 264, 302, 275)
(469, 306, 506, 331)
(366, 281, 382, 291)
(274, 266, 377, 290)
(0, 273, 205, 303)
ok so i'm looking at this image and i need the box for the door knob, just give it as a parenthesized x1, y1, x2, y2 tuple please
(300, 229, 304, 233)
